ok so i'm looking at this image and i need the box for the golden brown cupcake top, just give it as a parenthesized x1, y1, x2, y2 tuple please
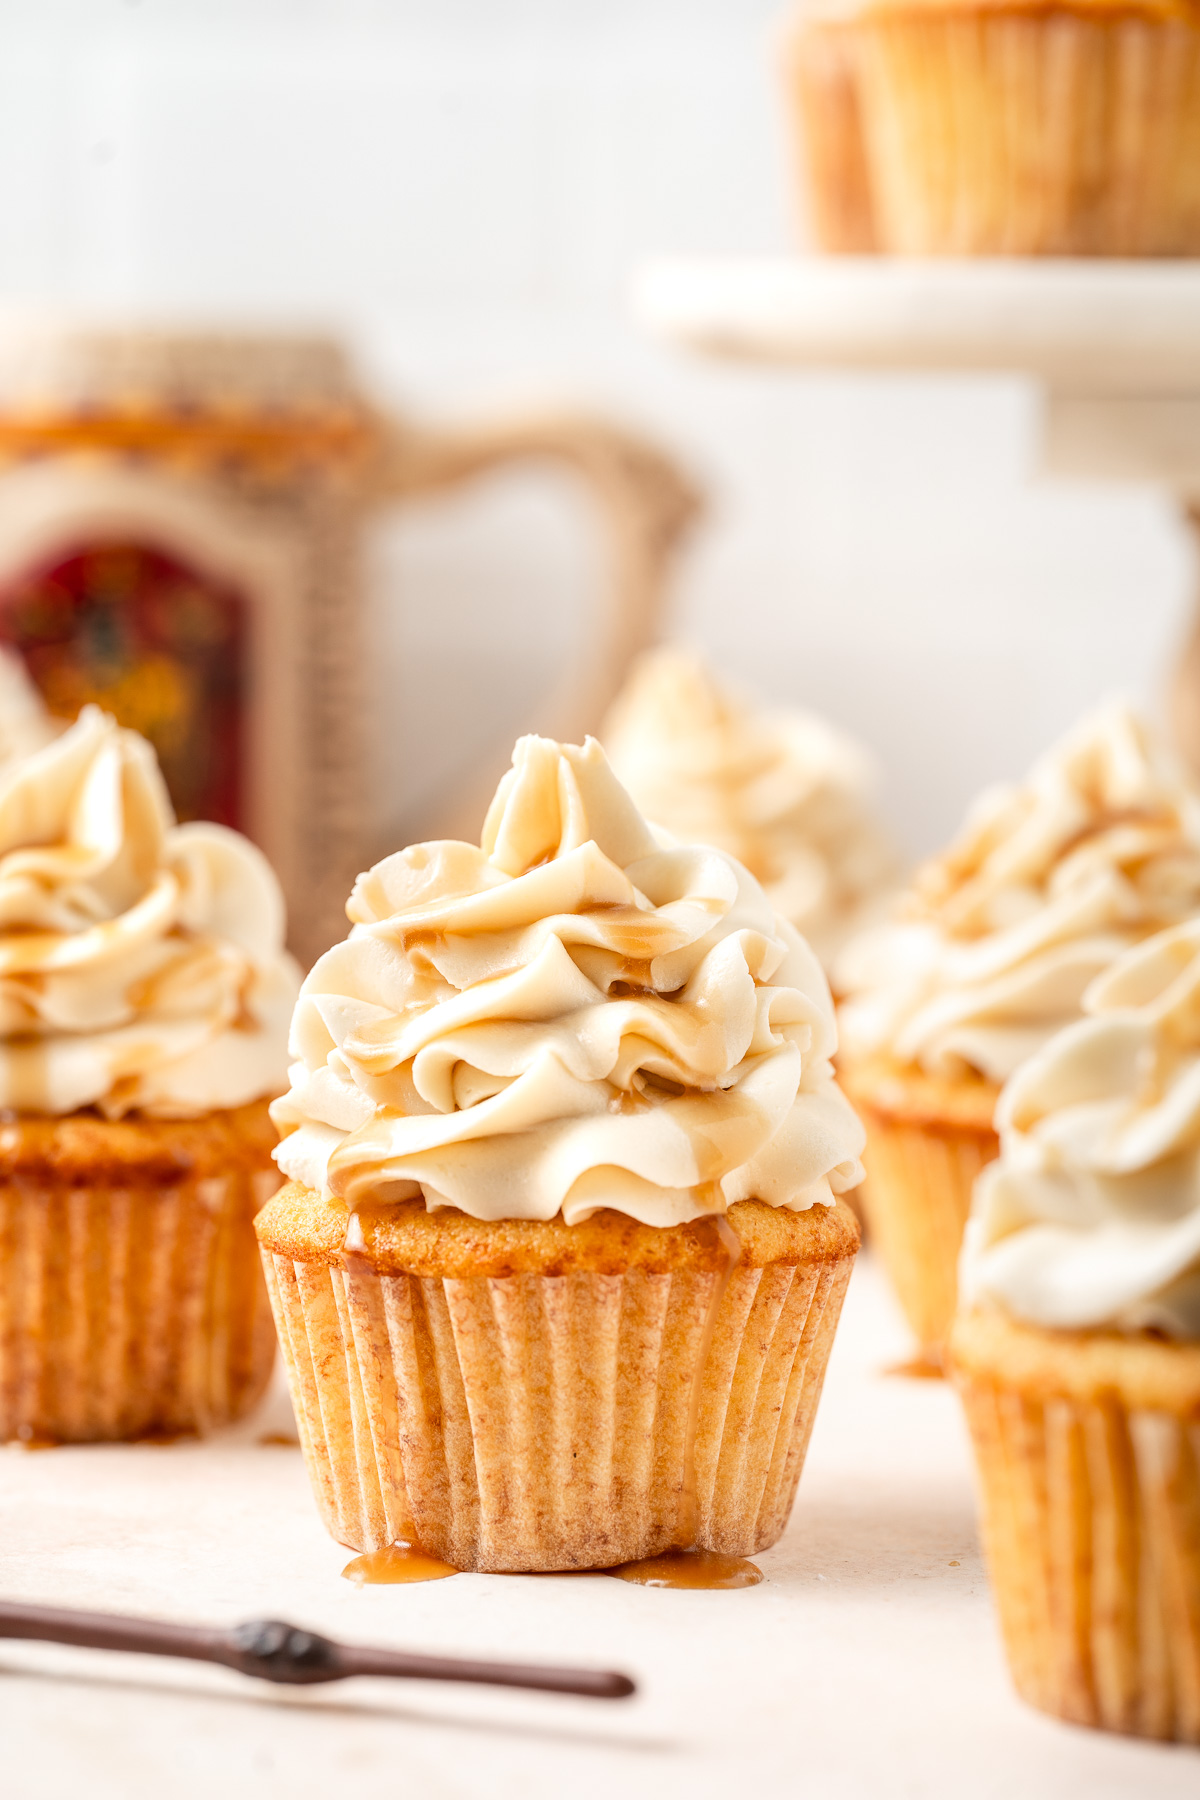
(259, 1181, 861, 1277)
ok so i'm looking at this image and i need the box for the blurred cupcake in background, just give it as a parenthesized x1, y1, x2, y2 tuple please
(259, 734, 863, 1574)
(778, 0, 1200, 256)
(952, 919, 1200, 1740)
(602, 645, 899, 973)
(0, 706, 300, 1443)
(837, 704, 1200, 1360)
(778, 3, 880, 252)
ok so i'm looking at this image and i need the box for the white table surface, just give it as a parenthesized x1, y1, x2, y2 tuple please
(1, 1256, 1196, 1800)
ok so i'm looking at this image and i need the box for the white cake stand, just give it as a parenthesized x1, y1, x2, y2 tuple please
(633, 256, 1200, 765)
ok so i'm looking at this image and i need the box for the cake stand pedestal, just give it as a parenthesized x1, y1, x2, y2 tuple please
(633, 257, 1200, 768)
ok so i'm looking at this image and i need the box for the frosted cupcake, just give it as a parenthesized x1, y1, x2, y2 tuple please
(0, 706, 300, 1442)
(837, 704, 1200, 1356)
(847, 0, 1200, 255)
(602, 646, 897, 971)
(952, 919, 1200, 1740)
(258, 734, 864, 1574)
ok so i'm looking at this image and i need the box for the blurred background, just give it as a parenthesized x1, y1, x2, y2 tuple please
(0, 0, 1191, 861)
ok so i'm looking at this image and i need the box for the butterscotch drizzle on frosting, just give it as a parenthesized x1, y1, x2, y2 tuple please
(272, 734, 864, 1228)
(838, 705, 1200, 1084)
(0, 704, 299, 1116)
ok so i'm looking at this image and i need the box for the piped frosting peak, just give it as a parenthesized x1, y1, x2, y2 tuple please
(0, 704, 299, 1115)
(962, 917, 1200, 1339)
(602, 646, 897, 963)
(272, 734, 865, 1226)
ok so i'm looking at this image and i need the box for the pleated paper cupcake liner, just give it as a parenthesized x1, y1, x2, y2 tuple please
(262, 1246, 855, 1572)
(856, 1106, 997, 1357)
(953, 1323, 1200, 1742)
(780, 12, 880, 252)
(0, 1167, 279, 1442)
(857, 10, 1200, 255)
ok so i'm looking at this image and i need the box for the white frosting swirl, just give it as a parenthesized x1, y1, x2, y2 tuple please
(838, 705, 1200, 1083)
(272, 734, 865, 1226)
(962, 920, 1200, 1339)
(601, 647, 897, 964)
(0, 704, 300, 1116)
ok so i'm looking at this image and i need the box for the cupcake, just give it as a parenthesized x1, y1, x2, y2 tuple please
(847, 0, 1200, 255)
(951, 919, 1200, 1740)
(837, 704, 1200, 1357)
(602, 646, 898, 973)
(0, 706, 300, 1442)
(778, 5, 881, 252)
(259, 734, 864, 1573)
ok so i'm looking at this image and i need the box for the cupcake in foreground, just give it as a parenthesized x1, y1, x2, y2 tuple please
(602, 646, 898, 971)
(258, 734, 864, 1574)
(0, 706, 300, 1442)
(951, 920, 1200, 1741)
(837, 704, 1200, 1357)
(847, 0, 1200, 255)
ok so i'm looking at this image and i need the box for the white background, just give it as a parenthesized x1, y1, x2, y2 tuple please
(0, 0, 1192, 857)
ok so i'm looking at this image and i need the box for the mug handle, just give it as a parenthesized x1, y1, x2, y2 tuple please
(371, 406, 703, 827)
(1173, 504, 1200, 780)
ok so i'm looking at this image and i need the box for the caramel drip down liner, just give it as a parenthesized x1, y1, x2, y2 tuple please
(262, 1249, 854, 1572)
(952, 1311, 1200, 1742)
(0, 1168, 279, 1442)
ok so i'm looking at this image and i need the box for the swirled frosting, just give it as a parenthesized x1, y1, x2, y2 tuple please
(0, 704, 300, 1116)
(961, 920, 1200, 1339)
(601, 647, 897, 965)
(837, 705, 1200, 1084)
(271, 734, 865, 1226)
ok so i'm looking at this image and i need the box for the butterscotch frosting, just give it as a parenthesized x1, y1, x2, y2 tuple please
(837, 705, 1200, 1084)
(272, 734, 865, 1226)
(0, 705, 300, 1116)
(961, 920, 1200, 1339)
(601, 647, 897, 964)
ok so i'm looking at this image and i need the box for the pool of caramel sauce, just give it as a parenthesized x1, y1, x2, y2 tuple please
(611, 1548, 762, 1589)
(342, 1543, 458, 1585)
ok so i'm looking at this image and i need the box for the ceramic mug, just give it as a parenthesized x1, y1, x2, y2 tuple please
(0, 325, 699, 963)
